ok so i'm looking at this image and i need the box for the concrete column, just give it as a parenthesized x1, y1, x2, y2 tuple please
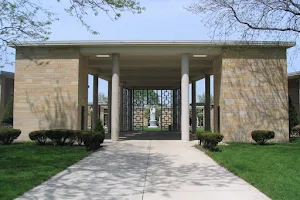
(181, 54, 190, 141)
(119, 85, 124, 131)
(172, 89, 177, 131)
(108, 80, 112, 135)
(205, 74, 211, 131)
(192, 81, 197, 134)
(128, 89, 132, 131)
(213, 58, 221, 133)
(92, 74, 99, 129)
(111, 53, 120, 141)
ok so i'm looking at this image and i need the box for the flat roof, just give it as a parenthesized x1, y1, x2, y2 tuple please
(0, 71, 14, 79)
(8, 40, 295, 48)
(288, 71, 300, 79)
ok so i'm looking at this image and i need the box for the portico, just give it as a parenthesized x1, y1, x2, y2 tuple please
(88, 46, 215, 141)
(11, 40, 293, 142)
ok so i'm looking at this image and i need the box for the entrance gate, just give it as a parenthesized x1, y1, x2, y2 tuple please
(122, 89, 181, 132)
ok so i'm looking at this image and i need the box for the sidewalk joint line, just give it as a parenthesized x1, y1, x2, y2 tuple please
(142, 140, 151, 200)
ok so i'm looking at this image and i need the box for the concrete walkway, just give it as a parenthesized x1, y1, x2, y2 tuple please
(18, 140, 270, 200)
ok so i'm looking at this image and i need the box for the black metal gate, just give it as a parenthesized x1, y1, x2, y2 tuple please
(122, 89, 181, 132)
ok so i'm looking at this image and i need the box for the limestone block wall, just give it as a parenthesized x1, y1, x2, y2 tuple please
(14, 47, 87, 141)
(78, 56, 88, 130)
(215, 47, 289, 142)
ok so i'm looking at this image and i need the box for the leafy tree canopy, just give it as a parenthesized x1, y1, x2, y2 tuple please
(0, 0, 145, 67)
(134, 90, 160, 105)
(197, 93, 213, 104)
(98, 92, 108, 104)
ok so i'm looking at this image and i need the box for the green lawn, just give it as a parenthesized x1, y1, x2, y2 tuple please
(0, 143, 91, 200)
(201, 140, 300, 200)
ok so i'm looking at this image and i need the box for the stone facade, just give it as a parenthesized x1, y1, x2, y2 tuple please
(14, 47, 88, 141)
(214, 47, 289, 142)
(12, 42, 291, 142)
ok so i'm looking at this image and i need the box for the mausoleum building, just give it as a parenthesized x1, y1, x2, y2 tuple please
(10, 40, 293, 142)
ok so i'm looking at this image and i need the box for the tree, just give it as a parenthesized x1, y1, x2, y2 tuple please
(94, 118, 105, 134)
(0, 0, 145, 67)
(1, 94, 13, 126)
(197, 93, 213, 104)
(289, 96, 299, 134)
(133, 90, 159, 105)
(187, 0, 300, 41)
(98, 92, 108, 104)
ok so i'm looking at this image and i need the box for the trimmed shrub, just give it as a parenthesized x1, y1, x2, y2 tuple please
(201, 132, 224, 150)
(94, 118, 105, 133)
(29, 130, 47, 144)
(82, 131, 104, 150)
(251, 130, 275, 145)
(1, 94, 13, 126)
(195, 130, 206, 145)
(291, 125, 300, 137)
(0, 128, 21, 144)
(74, 130, 83, 145)
(93, 118, 105, 144)
(45, 129, 75, 146)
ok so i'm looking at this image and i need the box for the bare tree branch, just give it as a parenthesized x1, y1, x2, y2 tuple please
(0, 0, 145, 68)
(186, 0, 300, 40)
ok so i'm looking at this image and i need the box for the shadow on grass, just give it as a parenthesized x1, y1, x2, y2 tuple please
(0, 143, 91, 200)
(251, 143, 276, 146)
(194, 144, 223, 152)
(18, 141, 244, 199)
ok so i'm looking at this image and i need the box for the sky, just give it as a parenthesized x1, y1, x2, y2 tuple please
(2, 0, 299, 103)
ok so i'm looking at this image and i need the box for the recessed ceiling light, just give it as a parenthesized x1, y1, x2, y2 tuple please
(193, 55, 207, 58)
(96, 55, 110, 58)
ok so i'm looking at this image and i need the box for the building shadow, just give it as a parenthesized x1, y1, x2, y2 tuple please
(26, 81, 77, 130)
(18, 142, 244, 200)
(119, 131, 183, 140)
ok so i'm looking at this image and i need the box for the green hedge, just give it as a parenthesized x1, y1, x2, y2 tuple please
(82, 131, 105, 150)
(196, 130, 224, 150)
(45, 129, 77, 146)
(195, 130, 205, 145)
(28, 129, 104, 150)
(291, 125, 300, 137)
(0, 128, 21, 144)
(29, 130, 47, 145)
(74, 130, 84, 145)
(251, 130, 275, 145)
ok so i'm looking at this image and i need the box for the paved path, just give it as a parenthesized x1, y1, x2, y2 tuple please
(18, 140, 270, 200)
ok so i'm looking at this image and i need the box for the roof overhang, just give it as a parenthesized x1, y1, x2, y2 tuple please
(8, 40, 296, 48)
(0, 71, 14, 79)
(9, 40, 295, 89)
(288, 71, 300, 79)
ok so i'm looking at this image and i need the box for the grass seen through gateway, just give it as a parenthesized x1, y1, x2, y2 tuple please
(0, 143, 91, 200)
(136, 126, 204, 132)
(198, 139, 300, 200)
